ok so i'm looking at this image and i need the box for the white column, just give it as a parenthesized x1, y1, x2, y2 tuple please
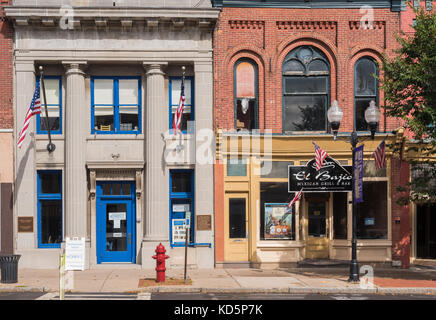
(63, 62, 88, 240)
(15, 61, 36, 249)
(194, 61, 214, 268)
(143, 63, 168, 243)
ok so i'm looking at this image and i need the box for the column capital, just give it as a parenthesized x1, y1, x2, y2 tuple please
(143, 62, 168, 76)
(15, 61, 36, 73)
(62, 61, 88, 75)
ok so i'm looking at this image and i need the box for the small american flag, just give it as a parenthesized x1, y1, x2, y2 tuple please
(17, 82, 42, 149)
(313, 142, 328, 171)
(173, 77, 185, 134)
(286, 189, 302, 213)
(373, 140, 386, 171)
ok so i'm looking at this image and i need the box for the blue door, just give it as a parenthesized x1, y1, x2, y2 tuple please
(97, 182, 136, 263)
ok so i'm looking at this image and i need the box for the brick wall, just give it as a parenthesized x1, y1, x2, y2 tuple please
(0, 0, 13, 130)
(214, 7, 403, 133)
(391, 158, 411, 268)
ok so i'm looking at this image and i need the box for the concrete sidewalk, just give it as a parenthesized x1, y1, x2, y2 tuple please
(1, 267, 436, 295)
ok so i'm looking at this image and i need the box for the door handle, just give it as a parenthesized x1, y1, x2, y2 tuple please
(129, 233, 131, 245)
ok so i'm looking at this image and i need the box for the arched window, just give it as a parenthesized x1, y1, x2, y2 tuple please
(282, 46, 330, 133)
(234, 59, 258, 131)
(354, 57, 379, 131)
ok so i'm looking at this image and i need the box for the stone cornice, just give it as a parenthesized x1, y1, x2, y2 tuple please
(4, 7, 220, 29)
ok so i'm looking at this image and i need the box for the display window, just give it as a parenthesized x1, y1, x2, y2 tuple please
(260, 182, 296, 240)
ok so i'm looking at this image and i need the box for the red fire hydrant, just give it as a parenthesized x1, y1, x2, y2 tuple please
(152, 243, 170, 283)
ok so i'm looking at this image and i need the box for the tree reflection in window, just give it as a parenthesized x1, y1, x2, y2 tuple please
(234, 59, 258, 131)
(354, 57, 379, 131)
(282, 46, 330, 133)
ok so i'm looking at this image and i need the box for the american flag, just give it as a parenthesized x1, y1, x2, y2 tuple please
(286, 189, 303, 213)
(17, 82, 42, 149)
(173, 77, 185, 134)
(313, 142, 328, 171)
(373, 140, 386, 171)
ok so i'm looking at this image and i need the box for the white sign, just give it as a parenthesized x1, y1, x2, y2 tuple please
(114, 220, 121, 229)
(172, 204, 190, 212)
(113, 233, 123, 238)
(65, 237, 85, 271)
(109, 212, 126, 221)
(172, 219, 187, 245)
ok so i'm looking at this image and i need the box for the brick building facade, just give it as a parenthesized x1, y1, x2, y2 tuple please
(0, 0, 13, 256)
(213, 0, 414, 268)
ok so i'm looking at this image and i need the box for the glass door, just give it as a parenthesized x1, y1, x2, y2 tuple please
(96, 182, 135, 263)
(224, 193, 249, 262)
(306, 200, 329, 259)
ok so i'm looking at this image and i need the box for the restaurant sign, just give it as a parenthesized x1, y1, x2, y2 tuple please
(288, 157, 352, 192)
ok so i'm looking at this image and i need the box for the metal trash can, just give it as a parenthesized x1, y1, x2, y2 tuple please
(0, 255, 21, 283)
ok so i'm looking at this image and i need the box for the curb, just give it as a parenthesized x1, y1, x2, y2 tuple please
(139, 286, 436, 295)
(0, 286, 46, 293)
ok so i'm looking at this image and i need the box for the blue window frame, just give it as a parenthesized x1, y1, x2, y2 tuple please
(37, 76, 62, 135)
(169, 170, 195, 247)
(91, 76, 141, 134)
(169, 77, 194, 134)
(37, 170, 62, 248)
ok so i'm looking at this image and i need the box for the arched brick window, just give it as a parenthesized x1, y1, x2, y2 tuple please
(282, 46, 330, 133)
(234, 59, 258, 131)
(354, 57, 379, 131)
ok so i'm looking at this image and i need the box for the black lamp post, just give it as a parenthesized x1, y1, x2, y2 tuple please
(327, 100, 381, 282)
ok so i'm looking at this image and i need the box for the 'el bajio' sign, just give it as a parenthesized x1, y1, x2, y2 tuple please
(288, 157, 352, 192)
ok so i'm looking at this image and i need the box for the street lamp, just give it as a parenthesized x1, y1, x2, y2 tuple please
(327, 100, 381, 282)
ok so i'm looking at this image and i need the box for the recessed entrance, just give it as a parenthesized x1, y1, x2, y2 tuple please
(96, 182, 136, 263)
(306, 200, 329, 259)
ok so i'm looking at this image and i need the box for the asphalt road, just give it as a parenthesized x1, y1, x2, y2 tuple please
(1, 292, 436, 300)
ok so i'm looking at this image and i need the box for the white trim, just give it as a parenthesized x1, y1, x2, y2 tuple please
(0, 129, 13, 133)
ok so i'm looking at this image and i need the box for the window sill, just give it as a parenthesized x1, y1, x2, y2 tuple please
(163, 132, 194, 141)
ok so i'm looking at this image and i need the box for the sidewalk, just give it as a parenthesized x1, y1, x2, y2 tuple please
(1, 267, 436, 295)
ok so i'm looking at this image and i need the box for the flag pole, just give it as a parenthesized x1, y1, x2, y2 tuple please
(39, 66, 56, 152)
(176, 65, 185, 152)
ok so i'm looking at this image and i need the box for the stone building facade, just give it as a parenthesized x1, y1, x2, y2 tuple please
(6, 0, 218, 269)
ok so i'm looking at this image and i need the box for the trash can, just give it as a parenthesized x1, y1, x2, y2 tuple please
(0, 255, 21, 283)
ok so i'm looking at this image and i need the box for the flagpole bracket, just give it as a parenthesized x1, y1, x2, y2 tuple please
(47, 142, 56, 153)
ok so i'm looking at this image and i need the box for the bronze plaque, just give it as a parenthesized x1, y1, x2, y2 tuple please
(196, 215, 211, 231)
(18, 217, 34, 233)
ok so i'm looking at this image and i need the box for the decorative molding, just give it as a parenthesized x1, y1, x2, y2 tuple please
(277, 21, 336, 30)
(349, 21, 385, 30)
(135, 170, 142, 200)
(229, 20, 264, 29)
(4, 7, 219, 30)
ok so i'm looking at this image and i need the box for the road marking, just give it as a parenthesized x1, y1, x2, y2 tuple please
(49, 293, 138, 300)
(36, 292, 57, 300)
(137, 293, 151, 300)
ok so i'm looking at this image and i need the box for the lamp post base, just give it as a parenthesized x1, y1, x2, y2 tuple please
(348, 260, 360, 283)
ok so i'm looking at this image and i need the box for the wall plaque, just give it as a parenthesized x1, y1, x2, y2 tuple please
(18, 217, 34, 233)
(196, 215, 212, 231)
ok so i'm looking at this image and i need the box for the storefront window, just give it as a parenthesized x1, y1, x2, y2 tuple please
(227, 158, 247, 177)
(356, 181, 387, 239)
(260, 161, 293, 178)
(333, 192, 348, 239)
(260, 182, 295, 240)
